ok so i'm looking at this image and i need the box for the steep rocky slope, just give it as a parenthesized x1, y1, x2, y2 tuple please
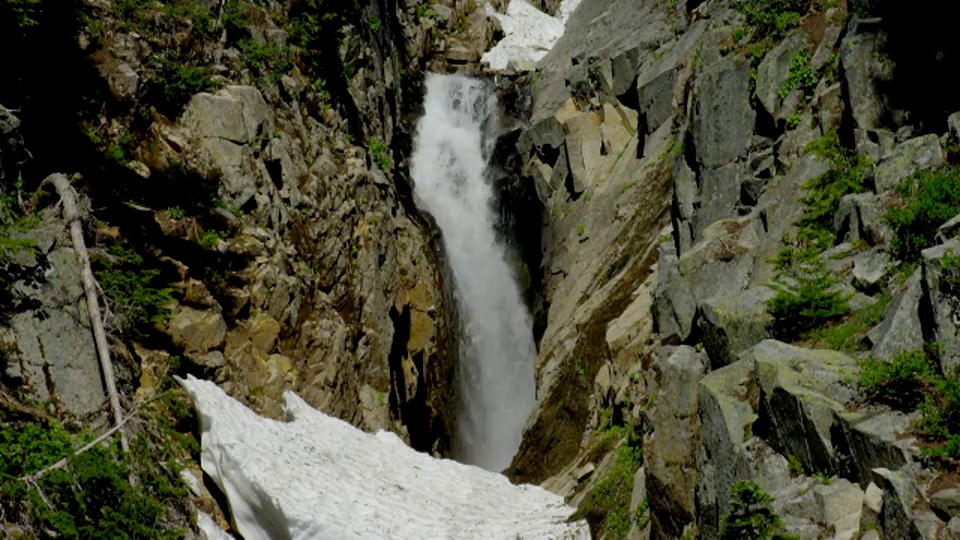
(0, 0, 506, 536)
(6, 0, 960, 538)
(503, 0, 960, 538)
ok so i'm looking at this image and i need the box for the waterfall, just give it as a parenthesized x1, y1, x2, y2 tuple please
(411, 74, 536, 472)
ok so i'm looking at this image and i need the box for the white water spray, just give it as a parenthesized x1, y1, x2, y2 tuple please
(411, 74, 536, 472)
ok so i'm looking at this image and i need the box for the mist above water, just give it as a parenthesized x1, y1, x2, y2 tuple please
(410, 73, 536, 472)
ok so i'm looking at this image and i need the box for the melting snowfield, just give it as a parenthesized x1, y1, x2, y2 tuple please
(481, 0, 583, 69)
(179, 376, 589, 539)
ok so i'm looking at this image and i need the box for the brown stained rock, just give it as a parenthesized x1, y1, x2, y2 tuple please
(168, 306, 227, 354)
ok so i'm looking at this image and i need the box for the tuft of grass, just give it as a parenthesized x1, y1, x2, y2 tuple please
(573, 439, 644, 539)
(0, 178, 39, 259)
(806, 292, 890, 352)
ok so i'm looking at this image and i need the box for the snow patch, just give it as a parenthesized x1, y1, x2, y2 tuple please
(196, 511, 234, 540)
(178, 376, 590, 539)
(481, 0, 583, 70)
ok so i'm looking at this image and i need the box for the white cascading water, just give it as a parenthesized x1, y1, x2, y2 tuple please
(411, 73, 536, 472)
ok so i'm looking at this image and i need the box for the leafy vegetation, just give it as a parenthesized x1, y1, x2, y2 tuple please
(779, 48, 817, 101)
(148, 53, 220, 117)
(859, 348, 937, 409)
(734, 0, 811, 42)
(886, 166, 960, 262)
(93, 245, 176, 339)
(286, 0, 361, 91)
(859, 344, 960, 459)
(800, 130, 871, 249)
(1, 351, 196, 538)
(719, 480, 797, 540)
(764, 132, 873, 340)
(367, 138, 392, 171)
(199, 229, 227, 248)
(0, 178, 39, 259)
(238, 38, 293, 83)
(573, 440, 644, 539)
(1, 0, 42, 28)
(806, 291, 889, 352)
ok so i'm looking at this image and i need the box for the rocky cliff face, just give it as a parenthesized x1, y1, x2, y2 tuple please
(504, 0, 960, 538)
(0, 0, 510, 535)
(6, 0, 960, 537)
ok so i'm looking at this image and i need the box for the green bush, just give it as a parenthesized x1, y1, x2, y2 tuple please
(918, 373, 960, 458)
(859, 348, 936, 409)
(287, 0, 361, 85)
(238, 38, 292, 83)
(779, 48, 817, 100)
(800, 130, 871, 250)
(886, 166, 960, 262)
(93, 245, 176, 339)
(0, 419, 188, 539)
(766, 246, 850, 340)
(807, 291, 889, 352)
(859, 344, 960, 459)
(149, 53, 220, 116)
(719, 480, 797, 540)
(367, 138, 392, 172)
(735, 0, 811, 41)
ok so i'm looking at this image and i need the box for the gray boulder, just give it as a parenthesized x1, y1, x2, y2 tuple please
(700, 287, 775, 370)
(673, 159, 698, 254)
(921, 239, 960, 374)
(654, 241, 690, 345)
(181, 85, 275, 208)
(866, 268, 924, 360)
(695, 359, 760, 539)
(2, 229, 106, 416)
(745, 340, 859, 476)
(610, 48, 640, 98)
(693, 162, 743, 240)
(851, 247, 890, 293)
(755, 34, 807, 125)
(840, 32, 893, 133)
(834, 192, 892, 246)
(950, 112, 960, 144)
(656, 216, 763, 344)
(636, 20, 706, 134)
(646, 346, 707, 538)
(691, 54, 755, 168)
(937, 213, 960, 244)
(874, 465, 942, 539)
(874, 134, 945, 193)
(931, 488, 960, 520)
(833, 409, 919, 487)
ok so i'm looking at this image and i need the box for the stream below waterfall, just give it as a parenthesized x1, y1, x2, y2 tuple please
(410, 73, 536, 472)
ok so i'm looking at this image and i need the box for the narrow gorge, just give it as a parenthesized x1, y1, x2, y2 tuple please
(4, 0, 960, 539)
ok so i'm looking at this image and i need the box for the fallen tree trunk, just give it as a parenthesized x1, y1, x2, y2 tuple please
(46, 173, 128, 453)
